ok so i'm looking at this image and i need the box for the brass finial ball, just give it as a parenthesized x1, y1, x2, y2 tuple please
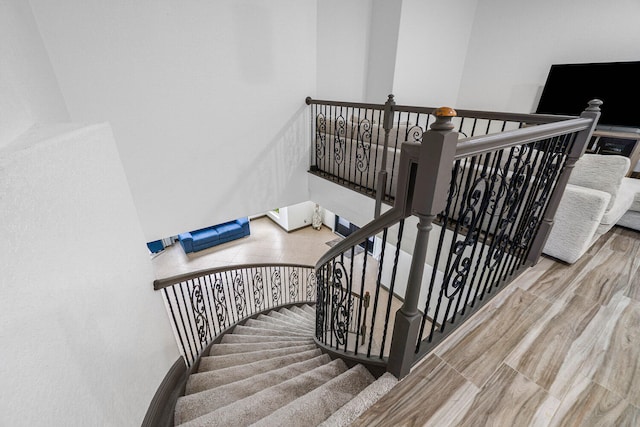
(434, 107, 457, 118)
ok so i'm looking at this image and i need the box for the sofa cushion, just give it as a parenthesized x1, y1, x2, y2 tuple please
(568, 154, 630, 211)
(601, 181, 635, 225)
(193, 228, 219, 243)
(617, 210, 640, 231)
(621, 177, 640, 212)
(214, 222, 242, 238)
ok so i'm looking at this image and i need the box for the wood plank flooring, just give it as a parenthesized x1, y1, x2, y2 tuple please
(354, 226, 640, 426)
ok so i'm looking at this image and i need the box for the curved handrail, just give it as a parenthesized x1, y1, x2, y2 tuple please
(154, 263, 314, 290)
(315, 207, 405, 270)
(156, 262, 317, 367)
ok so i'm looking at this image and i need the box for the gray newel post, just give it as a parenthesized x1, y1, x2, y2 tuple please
(387, 107, 459, 379)
(526, 99, 602, 264)
(374, 94, 396, 218)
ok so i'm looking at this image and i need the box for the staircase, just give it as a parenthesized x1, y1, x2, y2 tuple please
(173, 304, 397, 426)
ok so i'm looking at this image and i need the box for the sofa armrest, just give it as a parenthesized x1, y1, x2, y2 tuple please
(569, 154, 630, 211)
(543, 184, 611, 264)
(235, 217, 250, 236)
(178, 232, 194, 253)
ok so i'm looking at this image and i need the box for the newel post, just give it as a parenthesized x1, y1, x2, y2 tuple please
(526, 99, 602, 264)
(387, 107, 459, 379)
(374, 94, 396, 218)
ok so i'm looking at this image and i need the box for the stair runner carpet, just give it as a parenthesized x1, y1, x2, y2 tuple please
(174, 304, 397, 426)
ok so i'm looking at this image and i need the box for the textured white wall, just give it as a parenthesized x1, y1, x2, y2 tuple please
(392, 0, 478, 108)
(29, 0, 317, 241)
(0, 124, 180, 426)
(316, 0, 372, 102)
(457, 0, 640, 113)
(0, 0, 69, 147)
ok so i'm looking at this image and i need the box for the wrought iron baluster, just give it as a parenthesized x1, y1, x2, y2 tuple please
(367, 227, 388, 358)
(190, 278, 210, 347)
(380, 219, 404, 358)
(163, 288, 189, 365)
(177, 283, 197, 363)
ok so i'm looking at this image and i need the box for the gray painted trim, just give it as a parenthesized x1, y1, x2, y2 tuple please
(454, 118, 593, 159)
(141, 357, 188, 427)
(305, 97, 385, 110)
(154, 263, 314, 290)
(305, 96, 576, 124)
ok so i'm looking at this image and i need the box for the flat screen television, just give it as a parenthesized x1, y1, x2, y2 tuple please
(536, 61, 640, 133)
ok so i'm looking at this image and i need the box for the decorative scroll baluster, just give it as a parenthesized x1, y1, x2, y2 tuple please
(155, 264, 316, 368)
(190, 279, 210, 345)
(271, 268, 282, 305)
(289, 268, 299, 301)
(306, 271, 316, 301)
(232, 273, 247, 319)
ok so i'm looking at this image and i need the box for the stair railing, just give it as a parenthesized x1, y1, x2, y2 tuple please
(312, 98, 602, 378)
(306, 95, 576, 217)
(154, 263, 317, 367)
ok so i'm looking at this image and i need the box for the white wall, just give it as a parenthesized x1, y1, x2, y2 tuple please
(29, 0, 317, 241)
(0, 0, 69, 147)
(364, 0, 403, 102)
(309, 174, 377, 228)
(0, 124, 180, 426)
(267, 201, 316, 232)
(392, 0, 478, 108)
(316, 0, 372, 101)
(457, 0, 640, 113)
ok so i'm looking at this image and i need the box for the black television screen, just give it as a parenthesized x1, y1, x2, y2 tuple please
(536, 61, 640, 131)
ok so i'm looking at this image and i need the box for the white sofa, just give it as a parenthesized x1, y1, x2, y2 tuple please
(543, 154, 640, 264)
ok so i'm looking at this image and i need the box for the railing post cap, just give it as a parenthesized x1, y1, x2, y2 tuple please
(585, 99, 603, 112)
(386, 94, 396, 105)
(305, 96, 312, 105)
(430, 106, 457, 131)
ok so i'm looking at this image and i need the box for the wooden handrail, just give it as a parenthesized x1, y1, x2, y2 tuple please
(154, 263, 314, 290)
(305, 96, 577, 124)
(454, 117, 593, 159)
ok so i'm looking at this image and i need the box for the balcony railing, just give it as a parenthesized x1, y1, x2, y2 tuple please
(306, 95, 576, 216)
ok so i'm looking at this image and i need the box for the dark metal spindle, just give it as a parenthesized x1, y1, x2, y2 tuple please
(175, 283, 197, 363)
(367, 228, 388, 358)
(163, 288, 189, 364)
(380, 219, 405, 358)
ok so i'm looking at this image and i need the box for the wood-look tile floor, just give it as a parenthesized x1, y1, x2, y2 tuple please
(355, 226, 640, 427)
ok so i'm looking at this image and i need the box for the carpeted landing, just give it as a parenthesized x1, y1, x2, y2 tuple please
(174, 304, 397, 426)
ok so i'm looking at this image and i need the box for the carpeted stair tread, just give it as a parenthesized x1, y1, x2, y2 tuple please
(289, 305, 315, 321)
(209, 340, 314, 356)
(186, 349, 322, 394)
(319, 372, 398, 427)
(199, 344, 318, 372)
(278, 307, 314, 325)
(220, 333, 310, 344)
(250, 364, 375, 427)
(256, 313, 315, 331)
(300, 304, 316, 316)
(175, 354, 332, 425)
(268, 309, 315, 328)
(243, 318, 312, 334)
(230, 324, 309, 337)
(178, 359, 349, 427)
